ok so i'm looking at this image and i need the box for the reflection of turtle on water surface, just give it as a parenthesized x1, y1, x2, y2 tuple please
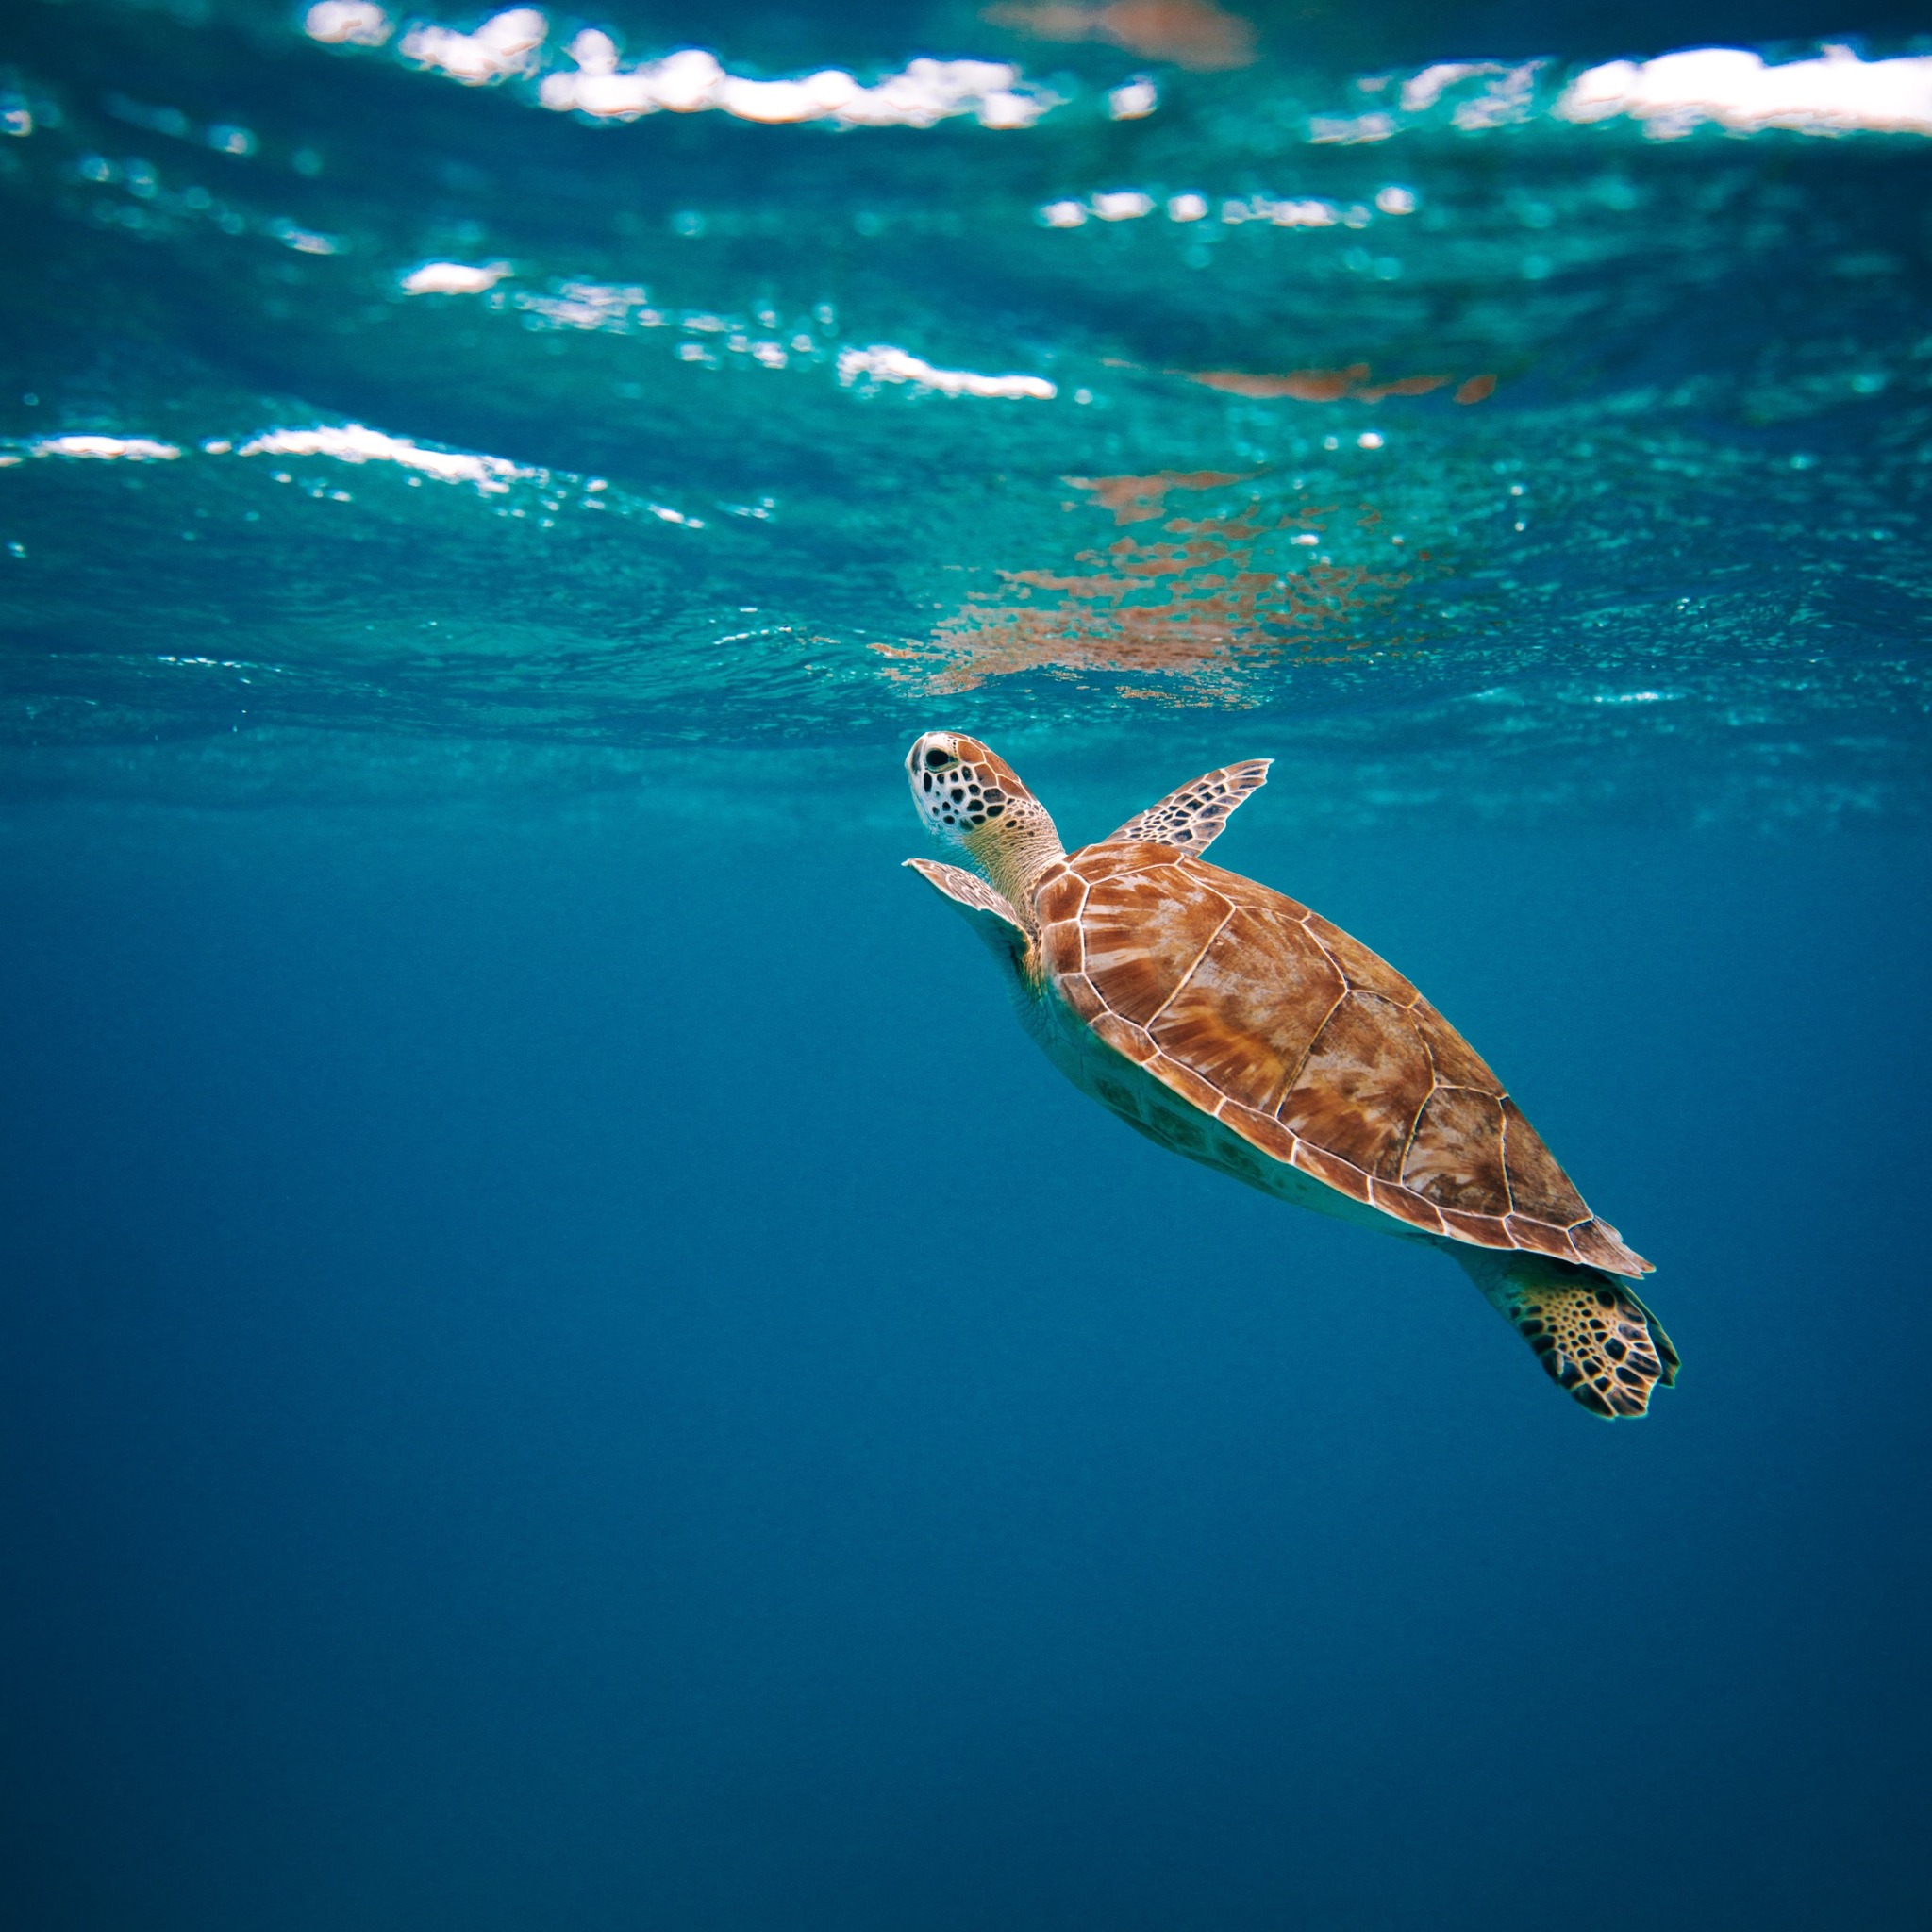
(904, 731, 1678, 1419)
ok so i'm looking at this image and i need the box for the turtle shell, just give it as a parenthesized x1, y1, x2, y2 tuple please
(1030, 841, 1650, 1276)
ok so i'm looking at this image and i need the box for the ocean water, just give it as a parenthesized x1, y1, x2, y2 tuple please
(2, 3, 1930, 1926)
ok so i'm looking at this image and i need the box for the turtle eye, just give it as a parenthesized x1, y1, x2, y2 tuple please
(925, 747, 954, 770)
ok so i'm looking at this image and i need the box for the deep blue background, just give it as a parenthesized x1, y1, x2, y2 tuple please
(3, 775, 1926, 1929)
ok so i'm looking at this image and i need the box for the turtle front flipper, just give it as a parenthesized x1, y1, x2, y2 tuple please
(1105, 759, 1272, 856)
(1456, 1247, 1679, 1419)
(904, 858, 1034, 978)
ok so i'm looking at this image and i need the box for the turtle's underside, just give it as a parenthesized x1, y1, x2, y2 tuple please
(905, 732, 1678, 1420)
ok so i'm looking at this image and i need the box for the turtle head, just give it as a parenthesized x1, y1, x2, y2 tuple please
(906, 731, 1065, 902)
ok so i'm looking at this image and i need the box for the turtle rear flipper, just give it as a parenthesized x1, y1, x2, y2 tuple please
(1456, 1248, 1679, 1419)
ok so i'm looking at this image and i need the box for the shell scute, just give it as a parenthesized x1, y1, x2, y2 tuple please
(1091, 1009, 1156, 1065)
(1058, 970, 1103, 1023)
(1571, 1217, 1651, 1276)
(1144, 905, 1346, 1116)
(1499, 1097, 1591, 1227)
(1221, 1104, 1300, 1166)
(1195, 865, 1312, 924)
(1372, 1179, 1447, 1237)
(1078, 864, 1231, 1028)
(1151, 1054, 1225, 1116)
(1071, 840, 1181, 882)
(1436, 1207, 1512, 1249)
(1304, 911, 1421, 1006)
(1291, 1140, 1374, 1204)
(1504, 1214, 1578, 1262)
(1034, 872, 1087, 927)
(1413, 999, 1501, 1090)
(1040, 919, 1084, 980)
(1399, 1085, 1511, 1216)
(1276, 991, 1434, 1181)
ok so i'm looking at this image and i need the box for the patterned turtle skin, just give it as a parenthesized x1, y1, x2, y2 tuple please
(905, 730, 1679, 1420)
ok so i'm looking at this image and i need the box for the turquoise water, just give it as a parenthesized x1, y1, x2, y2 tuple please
(3, 3, 1930, 1926)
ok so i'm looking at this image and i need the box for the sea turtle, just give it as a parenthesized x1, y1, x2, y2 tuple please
(903, 731, 1677, 1418)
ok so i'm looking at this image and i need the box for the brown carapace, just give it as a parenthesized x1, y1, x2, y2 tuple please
(905, 730, 1678, 1420)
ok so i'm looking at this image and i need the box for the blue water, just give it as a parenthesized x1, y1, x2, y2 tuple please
(3, 3, 1931, 1926)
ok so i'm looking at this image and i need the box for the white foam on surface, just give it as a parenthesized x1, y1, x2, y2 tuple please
(1307, 112, 1396, 144)
(398, 8, 548, 85)
(838, 346, 1055, 400)
(274, 224, 341, 256)
(1400, 62, 1501, 112)
(311, 12, 1061, 129)
(401, 259, 512, 294)
(508, 281, 658, 331)
(31, 436, 182, 460)
(540, 42, 1056, 128)
(1260, 196, 1339, 226)
(237, 425, 532, 492)
(1555, 44, 1932, 138)
(304, 2, 392, 45)
(1452, 61, 1541, 129)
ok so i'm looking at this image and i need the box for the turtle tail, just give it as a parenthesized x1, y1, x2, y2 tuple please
(1453, 1246, 1679, 1420)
